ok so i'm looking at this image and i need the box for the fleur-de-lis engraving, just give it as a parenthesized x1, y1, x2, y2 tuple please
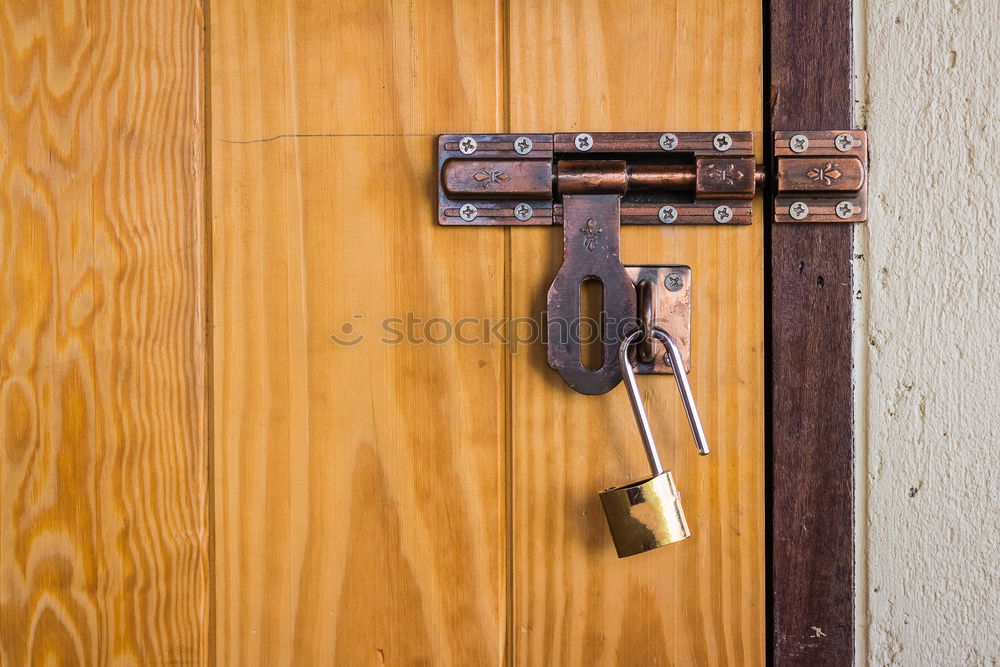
(807, 162, 843, 186)
(706, 162, 745, 185)
(472, 165, 510, 188)
(580, 218, 603, 252)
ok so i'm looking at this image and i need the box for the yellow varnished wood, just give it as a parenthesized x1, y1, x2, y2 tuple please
(210, 1, 507, 663)
(508, 1, 765, 664)
(0, 0, 766, 662)
(0, 2, 208, 664)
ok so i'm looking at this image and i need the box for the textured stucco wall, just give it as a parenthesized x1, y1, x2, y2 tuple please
(859, 0, 1000, 664)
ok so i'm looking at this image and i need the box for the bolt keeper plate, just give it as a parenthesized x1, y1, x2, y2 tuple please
(625, 265, 692, 374)
(773, 130, 868, 223)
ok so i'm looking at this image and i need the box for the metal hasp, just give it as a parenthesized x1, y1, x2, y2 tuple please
(436, 130, 867, 393)
(547, 194, 636, 394)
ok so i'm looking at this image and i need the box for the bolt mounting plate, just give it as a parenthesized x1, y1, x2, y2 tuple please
(438, 132, 755, 227)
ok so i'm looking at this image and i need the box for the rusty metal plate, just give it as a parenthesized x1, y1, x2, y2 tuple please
(624, 265, 692, 374)
(618, 201, 752, 226)
(439, 132, 757, 226)
(438, 134, 556, 226)
(552, 131, 753, 155)
(547, 195, 637, 395)
(773, 130, 868, 223)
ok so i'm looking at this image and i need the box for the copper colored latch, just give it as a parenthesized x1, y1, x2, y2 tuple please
(438, 132, 759, 226)
(436, 130, 867, 394)
(773, 130, 868, 222)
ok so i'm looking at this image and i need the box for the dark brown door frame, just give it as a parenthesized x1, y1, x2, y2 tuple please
(767, 0, 856, 664)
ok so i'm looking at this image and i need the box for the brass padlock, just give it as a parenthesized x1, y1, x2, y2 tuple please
(600, 327, 710, 558)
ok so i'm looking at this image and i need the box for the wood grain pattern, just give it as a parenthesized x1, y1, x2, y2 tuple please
(769, 1, 856, 663)
(209, 1, 508, 664)
(0, 0, 775, 663)
(507, 1, 765, 664)
(0, 2, 208, 665)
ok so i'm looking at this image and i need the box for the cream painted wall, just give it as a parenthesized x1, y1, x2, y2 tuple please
(858, 0, 1000, 664)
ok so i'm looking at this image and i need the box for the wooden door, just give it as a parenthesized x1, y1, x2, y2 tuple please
(210, 1, 764, 663)
(2, 0, 762, 664)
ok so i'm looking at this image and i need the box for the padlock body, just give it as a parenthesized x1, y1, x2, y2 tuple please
(599, 471, 690, 558)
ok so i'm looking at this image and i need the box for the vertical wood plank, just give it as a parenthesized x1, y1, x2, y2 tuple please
(209, 1, 507, 664)
(507, 1, 765, 664)
(769, 1, 855, 664)
(0, 2, 208, 664)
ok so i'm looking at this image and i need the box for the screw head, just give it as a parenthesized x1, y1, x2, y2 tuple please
(665, 272, 684, 292)
(789, 201, 809, 220)
(513, 202, 533, 221)
(835, 133, 855, 152)
(658, 205, 678, 224)
(459, 136, 478, 155)
(459, 203, 478, 221)
(836, 201, 855, 219)
(713, 205, 733, 223)
(789, 134, 809, 153)
(514, 136, 533, 154)
(575, 133, 593, 151)
(714, 133, 733, 152)
(659, 133, 679, 151)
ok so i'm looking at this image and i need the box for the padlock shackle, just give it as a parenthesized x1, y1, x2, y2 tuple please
(619, 328, 710, 478)
(653, 327, 710, 456)
(619, 329, 665, 476)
